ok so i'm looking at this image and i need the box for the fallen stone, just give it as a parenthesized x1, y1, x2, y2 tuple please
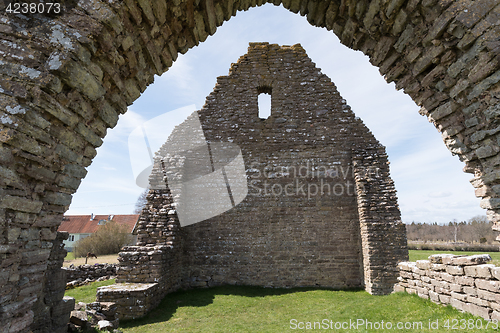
(428, 254, 455, 264)
(451, 254, 491, 266)
(70, 310, 88, 327)
(98, 320, 114, 331)
(74, 302, 86, 311)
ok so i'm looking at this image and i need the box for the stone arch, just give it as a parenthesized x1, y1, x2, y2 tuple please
(1, 0, 500, 331)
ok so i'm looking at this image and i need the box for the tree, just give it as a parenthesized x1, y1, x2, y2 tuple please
(133, 188, 149, 214)
(74, 221, 132, 257)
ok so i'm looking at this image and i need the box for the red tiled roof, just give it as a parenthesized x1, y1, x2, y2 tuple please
(58, 214, 139, 234)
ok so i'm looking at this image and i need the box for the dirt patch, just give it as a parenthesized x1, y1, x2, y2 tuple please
(63, 253, 119, 267)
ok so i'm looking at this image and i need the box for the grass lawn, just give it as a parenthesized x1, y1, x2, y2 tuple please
(65, 251, 75, 260)
(409, 250, 500, 266)
(62, 283, 499, 333)
(63, 251, 500, 332)
(65, 279, 115, 304)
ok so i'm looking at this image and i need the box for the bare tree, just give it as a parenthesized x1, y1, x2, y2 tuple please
(406, 215, 498, 244)
(133, 188, 149, 214)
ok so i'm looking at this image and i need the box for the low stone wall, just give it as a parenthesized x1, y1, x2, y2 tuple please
(396, 254, 500, 320)
(96, 283, 161, 320)
(63, 263, 117, 283)
(93, 245, 181, 320)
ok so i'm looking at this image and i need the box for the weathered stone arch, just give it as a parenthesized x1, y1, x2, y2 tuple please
(1, 0, 500, 331)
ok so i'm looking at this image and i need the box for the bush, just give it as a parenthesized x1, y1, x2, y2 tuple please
(74, 221, 132, 258)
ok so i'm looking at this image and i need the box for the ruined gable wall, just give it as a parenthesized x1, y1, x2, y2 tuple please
(1, 0, 499, 330)
(172, 43, 397, 289)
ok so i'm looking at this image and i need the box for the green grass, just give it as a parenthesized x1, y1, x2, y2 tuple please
(64, 251, 500, 332)
(116, 286, 498, 332)
(409, 250, 500, 266)
(64, 279, 115, 304)
(65, 251, 76, 260)
(64, 279, 500, 332)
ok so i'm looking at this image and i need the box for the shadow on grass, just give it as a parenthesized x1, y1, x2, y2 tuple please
(120, 285, 364, 328)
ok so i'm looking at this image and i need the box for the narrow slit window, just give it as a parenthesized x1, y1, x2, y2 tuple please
(258, 93, 271, 119)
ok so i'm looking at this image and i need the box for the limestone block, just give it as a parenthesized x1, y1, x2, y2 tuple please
(451, 254, 491, 266)
(476, 279, 500, 293)
(398, 262, 414, 271)
(429, 290, 440, 303)
(455, 275, 475, 286)
(464, 265, 478, 277)
(421, 276, 431, 283)
(477, 288, 500, 302)
(411, 266, 424, 275)
(428, 254, 454, 264)
(451, 291, 467, 302)
(86, 309, 106, 325)
(466, 295, 489, 307)
(70, 310, 88, 327)
(407, 288, 417, 294)
(450, 297, 466, 312)
(491, 267, 500, 280)
(446, 265, 464, 276)
(416, 260, 431, 270)
(439, 294, 451, 304)
(477, 264, 496, 279)
(464, 302, 491, 320)
(400, 271, 413, 279)
(464, 286, 478, 296)
(490, 302, 500, 312)
(450, 284, 463, 292)
(431, 263, 446, 271)
(418, 292, 429, 299)
(492, 311, 500, 321)
(417, 287, 429, 295)
(431, 279, 446, 289)
(393, 284, 405, 292)
(435, 287, 451, 295)
(440, 272, 455, 283)
(98, 320, 114, 331)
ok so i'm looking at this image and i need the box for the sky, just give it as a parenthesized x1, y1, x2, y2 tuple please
(66, 4, 485, 224)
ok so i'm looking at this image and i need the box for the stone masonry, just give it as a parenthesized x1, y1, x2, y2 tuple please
(99, 42, 408, 320)
(64, 263, 117, 284)
(397, 254, 500, 321)
(30, 231, 74, 333)
(1, 0, 500, 331)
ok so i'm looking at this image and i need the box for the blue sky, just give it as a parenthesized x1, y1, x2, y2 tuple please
(66, 4, 484, 223)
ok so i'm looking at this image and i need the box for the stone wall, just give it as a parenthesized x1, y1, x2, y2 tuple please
(96, 283, 162, 320)
(64, 263, 117, 283)
(30, 231, 74, 333)
(101, 42, 407, 320)
(174, 42, 406, 294)
(1, 0, 500, 331)
(396, 254, 500, 320)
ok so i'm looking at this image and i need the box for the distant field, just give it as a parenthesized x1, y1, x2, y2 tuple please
(409, 250, 500, 266)
(63, 253, 119, 267)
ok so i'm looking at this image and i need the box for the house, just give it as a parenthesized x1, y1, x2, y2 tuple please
(58, 214, 140, 251)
